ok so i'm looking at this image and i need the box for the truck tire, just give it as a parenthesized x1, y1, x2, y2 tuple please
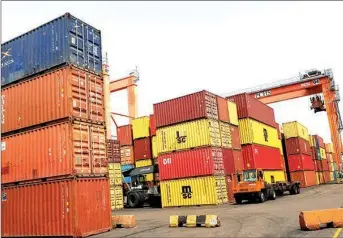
(269, 189, 276, 200)
(127, 191, 144, 208)
(258, 192, 265, 203)
(295, 185, 301, 194)
(235, 197, 242, 204)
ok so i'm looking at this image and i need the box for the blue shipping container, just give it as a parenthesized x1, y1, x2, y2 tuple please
(121, 165, 135, 172)
(123, 176, 132, 184)
(1, 12, 102, 86)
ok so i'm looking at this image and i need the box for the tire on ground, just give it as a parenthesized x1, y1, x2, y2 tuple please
(128, 191, 144, 208)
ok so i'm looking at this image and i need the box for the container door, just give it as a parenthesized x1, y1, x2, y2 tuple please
(90, 125, 107, 175)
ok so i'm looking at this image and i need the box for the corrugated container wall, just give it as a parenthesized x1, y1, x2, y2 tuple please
(116, 125, 133, 146)
(219, 122, 232, 148)
(133, 137, 152, 160)
(285, 137, 311, 155)
(1, 178, 111, 237)
(160, 176, 228, 207)
(313, 135, 325, 148)
(222, 149, 244, 174)
(151, 136, 158, 158)
(156, 119, 221, 154)
(217, 96, 229, 122)
(150, 114, 156, 136)
(287, 154, 315, 172)
(263, 170, 286, 183)
(153, 90, 219, 128)
(107, 139, 121, 163)
(120, 146, 134, 165)
(227, 101, 239, 126)
(320, 148, 327, 159)
(2, 121, 107, 184)
(325, 143, 333, 153)
(108, 163, 122, 187)
(158, 147, 224, 180)
(290, 171, 316, 188)
(2, 66, 104, 133)
(1, 13, 102, 87)
(227, 93, 276, 127)
(110, 186, 124, 210)
(230, 125, 241, 149)
(282, 121, 309, 141)
(321, 160, 329, 171)
(242, 144, 283, 170)
(132, 116, 150, 139)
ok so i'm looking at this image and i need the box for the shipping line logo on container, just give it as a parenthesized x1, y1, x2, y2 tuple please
(176, 131, 187, 144)
(181, 185, 192, 199)
(1, 48, 14, 68)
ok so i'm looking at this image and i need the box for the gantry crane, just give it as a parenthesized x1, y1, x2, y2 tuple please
(226, 69, 343, 172)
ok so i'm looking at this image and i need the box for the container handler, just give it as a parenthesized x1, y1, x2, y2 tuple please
(233, 169, 301, 204)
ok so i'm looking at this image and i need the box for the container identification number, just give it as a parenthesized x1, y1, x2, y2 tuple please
(163, 158, 172, 165)
(181, 186, 192, 199)
(176, 131, 187, 143)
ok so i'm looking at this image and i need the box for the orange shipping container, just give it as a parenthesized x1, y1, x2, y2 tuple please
(1, 66, 104, 134)
(1, 178, 111, 237)
(1, 120, 107, 184)
(120, 146, 135, 165)
(289, 171, 316, 188)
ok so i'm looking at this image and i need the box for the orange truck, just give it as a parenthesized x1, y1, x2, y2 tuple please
(233, 169, 301, 204)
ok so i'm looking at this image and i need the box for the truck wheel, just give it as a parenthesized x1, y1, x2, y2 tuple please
(269, 189, 276, 200)
(235, 197, 242, 204)
(128, 191, 143, 208)
(258, 192, 265, 203)
(295, 185, 301, 194)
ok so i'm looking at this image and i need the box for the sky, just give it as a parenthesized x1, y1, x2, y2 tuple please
(2, 1, 343, 141)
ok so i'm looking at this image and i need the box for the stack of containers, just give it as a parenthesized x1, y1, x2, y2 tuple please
(150, 114, 160, 181)
(282, 122, 316, 188)
(107, 139, 124, 210)
(309, 135, 323, 184)
(117, 124, 135, 182)
(325, 143, 336, 181)
(132, 116, 154, 183)
(1, 13, 111, 237)
(228, 93, 286, 184)
(154, 90, 230, 208)
(311, 135, 328, 184)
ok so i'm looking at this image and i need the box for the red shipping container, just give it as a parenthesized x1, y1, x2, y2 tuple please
(289, 171, 316, 188)
(222, 149, 244, 174)
(314, 160, 323, 172)
(287, 154, 315, 172)
(133, 137, 152, 160)
(117, 125, 133, 146)
(326, 153, 333, 162)
(275, 122, 281, 139)
(2, 121, 107, 184)
(1, 178, 111, 237)
(1, 66, 104, 134)
(227, 93, 276, 127)
(217, 96, 229, 122)
(158, 147, 224, 180)
(225, 174, 239, 203)
(153, 90, 219, 128)
(312, 135, 325, 148)
(242, 144, 283, 170)
(323, 171, 331, 182)
(230, 125, 241, 150)
(107, 139, 121, 163)
(149, 114, 156, 136)
(321, 160, 329, 171)
(285, 137, 311, 156)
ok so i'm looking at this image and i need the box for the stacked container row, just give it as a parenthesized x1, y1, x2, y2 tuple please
(324, 142, 336, 182)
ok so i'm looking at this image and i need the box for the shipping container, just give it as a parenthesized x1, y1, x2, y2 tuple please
(150, 114, 156, 136)
(239, 118, 279, 148)
(229, 125, 241, 150)
(156, 119, 221, 154)
(135, 159, 153, 181)
(278, 139, 284, 156)
(241, 144, 283, 170)
(133, 137, 152, 160)
(227, 101, 239, 126)
(323, 171, 331, 183)
(121, 164, 135, 172)
(225, 174, 240, 203)
(222, 149, 244, 174)
(2, 66, 104, 133)
(1, 13, 102, 87)
(158, 147, 224, 180)
(107, 139, 121, 163)
(325, 143, 333, 154)
(314, 160, 323, 172)
(321, 160, 329, 171)
(309, 135, 315, 147)
(320, 148, 327, 159)
(217, 96, 229, 122)
(327, 153, 333, 163)
(312, 135, 325, 149)
(2, 121, 106, 184)
(330, 172, 335, 181)
(287, 154, 315, 172)
(132, 116, 150, 139)
(333, 162, 338, 171)
(1, 178, 111, 237)
(275, 123, 281, 139)
(151, 136, 158, 158)
(154, 90, 219, 128)
(117, 125, 133, 146)
(108, 163, 122, 186)
(110, 185, 124, 210)
(262, 170, 286, 184)
(123, 176, 132, 184)
(120, 146, 134, 165)
(312, 147, 322, 160)
(316, 172, 324, 184)
(282, 121, 309, 141)
(227, 93, 276, 127)
(285, 137, 311, 156)
(290, 171, 316, 188)
(160, 176, 228, 207)
(219, 121, 233, 148)
(328, 162, 334, 172)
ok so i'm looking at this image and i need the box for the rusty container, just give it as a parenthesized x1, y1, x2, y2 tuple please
(227, 93, 276, 127)
(107, 139, 121, 163)
(153, 90, 219, 128)
(1, 66, 104, 134)
(229, 125, 241, 150)
(217, 96, 229, 122)
(120, 146, 135, 165)
(2, 120, 107, 184)
(1, 178, 111, 237)
(285, 137, 311, 156)
(117, 125, 133, 146)
(133, 137, 152, 160)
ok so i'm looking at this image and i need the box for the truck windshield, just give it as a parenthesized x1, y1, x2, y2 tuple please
(243, 170, 257, 182)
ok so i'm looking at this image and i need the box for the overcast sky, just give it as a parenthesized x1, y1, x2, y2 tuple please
(2, 1, 342, 141)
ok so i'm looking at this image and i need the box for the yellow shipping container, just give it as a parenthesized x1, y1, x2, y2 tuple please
(160, 176, 228, 207)
(108, 163, 122, 186)
(156, 119, 221, 154)
(263, 170, 286, 184)
(135, 159, 154, 182)
(132, 116, 150, 139)
(320, 148, 326, 159)
(315, 172, 320, 185)
(219, 122, 232, 148)
(317, 172, 324, 184)
(282, 121, 309, 141)
(308, 135, 315, 147)
(227, 101, 238, 126)
(151, 136, 158, 158)
(239, 118, 280, 148)
(326, 143, 333, 153)
(330, 172, 334, 181)
(277, 139, 284, 155)
(110, 185, 124, 210)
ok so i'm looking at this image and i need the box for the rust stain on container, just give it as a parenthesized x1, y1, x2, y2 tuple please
(1, 178, 111, 237)
(1, 66, 104, 134)
(2, 120, 107, 184)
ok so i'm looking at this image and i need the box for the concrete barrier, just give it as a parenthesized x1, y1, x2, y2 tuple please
(112, 215, 136, 228)
(299, 208, 343, 230)
(169, 215, 220, 228)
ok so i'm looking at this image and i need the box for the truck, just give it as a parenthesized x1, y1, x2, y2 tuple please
(233, 169, 301, 204)
(122, 164, 162, 208)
